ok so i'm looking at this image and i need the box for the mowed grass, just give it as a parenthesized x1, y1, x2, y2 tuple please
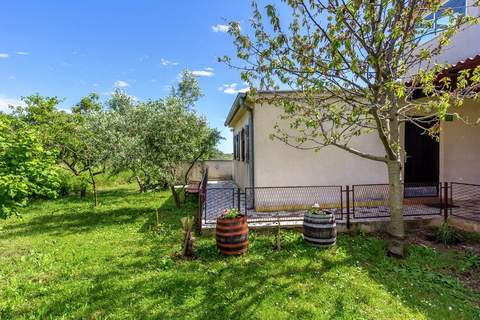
(1, 184, 479, 320)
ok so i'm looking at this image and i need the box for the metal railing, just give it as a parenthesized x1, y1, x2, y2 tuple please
(244, 186, 343, 223)
(450, 182, 480, 221)
(351, 183, 443, 220)
(199, 180, 480, 230)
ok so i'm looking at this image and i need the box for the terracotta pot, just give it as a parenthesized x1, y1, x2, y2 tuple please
(216, 215, 249, 255)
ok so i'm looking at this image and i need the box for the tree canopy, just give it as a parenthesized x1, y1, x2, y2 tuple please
(223, 0, 480, 256)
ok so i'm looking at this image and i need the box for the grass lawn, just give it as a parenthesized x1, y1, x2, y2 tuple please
(1, 184, 479, 320)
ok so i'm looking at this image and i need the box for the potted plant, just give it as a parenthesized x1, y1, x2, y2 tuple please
(303, 204, 336, 248)
(216, 208, 249, 255)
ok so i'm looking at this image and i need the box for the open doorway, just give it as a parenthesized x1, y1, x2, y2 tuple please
(404, 118, 440, 197)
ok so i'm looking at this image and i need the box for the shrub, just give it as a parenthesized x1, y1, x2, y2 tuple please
(435, 222, 464, 245)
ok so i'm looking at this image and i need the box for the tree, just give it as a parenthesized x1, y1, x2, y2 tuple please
(72, 93, 102, 114)
(0, 115, 59, 219)
(142, 98, 222, 207)
(222, 0, 480, 256)
(106, 71, 222, 205)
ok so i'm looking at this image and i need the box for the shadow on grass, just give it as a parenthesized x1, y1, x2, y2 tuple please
(0, 188, 163, 240)
(3, 187, 479, 319)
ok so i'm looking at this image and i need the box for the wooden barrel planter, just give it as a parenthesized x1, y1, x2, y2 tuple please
(216, 215, 249, 255)
(303, 210, 336, 248)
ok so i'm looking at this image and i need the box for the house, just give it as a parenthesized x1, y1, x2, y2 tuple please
(224, 0, 480, 192)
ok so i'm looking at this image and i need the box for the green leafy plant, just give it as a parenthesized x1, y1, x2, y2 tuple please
(435, 222, 464, 245)
(222, 208, 241, 219)
(307, 204, 331, 216)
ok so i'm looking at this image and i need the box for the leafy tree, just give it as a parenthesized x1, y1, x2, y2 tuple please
(142, 98, 222, 207)
(222, 0, 480, 256)
(0, 115, 59, 218)
(106, 71, 222, 206)
(72, 93, 102, 114)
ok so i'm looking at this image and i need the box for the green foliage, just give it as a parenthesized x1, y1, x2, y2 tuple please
(105, 71, 222, 204)
(56, 170, 88, 197)
(0, 185, 478, 319)
(435, 222, 464, 245)
(222, 208, 241, 219)
(0, 116, 59, 218)
(71, 93, 102, 114)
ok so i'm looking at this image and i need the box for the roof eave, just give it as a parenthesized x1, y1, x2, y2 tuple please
(224, 93, 247, 127)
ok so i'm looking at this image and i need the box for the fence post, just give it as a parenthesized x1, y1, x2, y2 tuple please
(443, 182, 449, 222)
(237, 188, 241, 211)
(196, 191, 203, 235)
(346, 185, 351, 230)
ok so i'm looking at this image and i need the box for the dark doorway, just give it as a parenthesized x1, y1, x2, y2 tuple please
(404, 118, 439, 197)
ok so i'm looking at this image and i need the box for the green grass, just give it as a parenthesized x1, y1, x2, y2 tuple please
(1, 184, 479, 320)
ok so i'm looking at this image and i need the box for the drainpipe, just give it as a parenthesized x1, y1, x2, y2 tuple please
(243, 102, 254, 190)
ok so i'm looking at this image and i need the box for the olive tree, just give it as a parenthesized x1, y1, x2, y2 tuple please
(222, 0, 480, 256)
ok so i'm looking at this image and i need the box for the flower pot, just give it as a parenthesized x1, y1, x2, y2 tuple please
(216, 215, 249, 255)
(303, 210, 336, 248)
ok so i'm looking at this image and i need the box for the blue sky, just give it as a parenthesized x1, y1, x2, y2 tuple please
(0, 1, 263, 153)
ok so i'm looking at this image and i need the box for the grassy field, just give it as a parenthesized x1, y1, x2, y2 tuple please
(1, 184, 479, 320)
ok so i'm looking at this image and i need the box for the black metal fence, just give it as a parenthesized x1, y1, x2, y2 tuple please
(244, 186, 344, 223)
(450, 182, 480, 221)
(197, 177, 480, 230)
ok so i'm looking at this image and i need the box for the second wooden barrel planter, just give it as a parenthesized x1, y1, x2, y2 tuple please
(303, 205, 336, 248)
(216, 208, 249, 255)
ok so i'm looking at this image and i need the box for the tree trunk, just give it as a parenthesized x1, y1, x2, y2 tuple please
(171, 185, 181, 208)
(89, 169, 98, 207)
(80, 187, 86, 199)
(386, 159, 405, 257)
(135, 176, 144, 193)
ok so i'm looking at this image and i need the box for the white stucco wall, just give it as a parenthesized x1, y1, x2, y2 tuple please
(440, 99, 480, 184)
(252, 103, 388, 187)
(230, 108, 251, 189)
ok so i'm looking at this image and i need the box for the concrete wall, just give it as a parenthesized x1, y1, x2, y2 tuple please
(186, 160, 233, 182)
(230, 108, 251, 189)
(252, 102, 388, 187)
(204, 160, 233, 180)
(440, 99, 480, 184)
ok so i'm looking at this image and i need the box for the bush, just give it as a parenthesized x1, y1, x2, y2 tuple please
(435, 222, 464, 245)
(57, 170, 88, 197)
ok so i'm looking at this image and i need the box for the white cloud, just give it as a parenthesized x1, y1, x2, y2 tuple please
(218, 83, 250, 94)
(211, 24, 230, 33)
(151, 78, 158, 83)
(114, 80, 130, 88)
(0, 95, 24, 113)
(16, 51, 29, 55)
(8, 75, 15, 80)
(191, 69, 214, 77)
(160, 58, 179, 66)
(93, 83, 100, 87)
(0, 53, 9, 59)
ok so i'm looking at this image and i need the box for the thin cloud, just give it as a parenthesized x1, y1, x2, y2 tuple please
(0, 95, 24, 113)
(0, 53, 9, 59)
(16, 51, 29, 55)
(139, 54, 150, 62)
(218, 83, 249, 94)
(114, 80, 130, 88)
(191, 68, 214, 77)
(211, 24, 230, 33)
(160, 58, 179, 66)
